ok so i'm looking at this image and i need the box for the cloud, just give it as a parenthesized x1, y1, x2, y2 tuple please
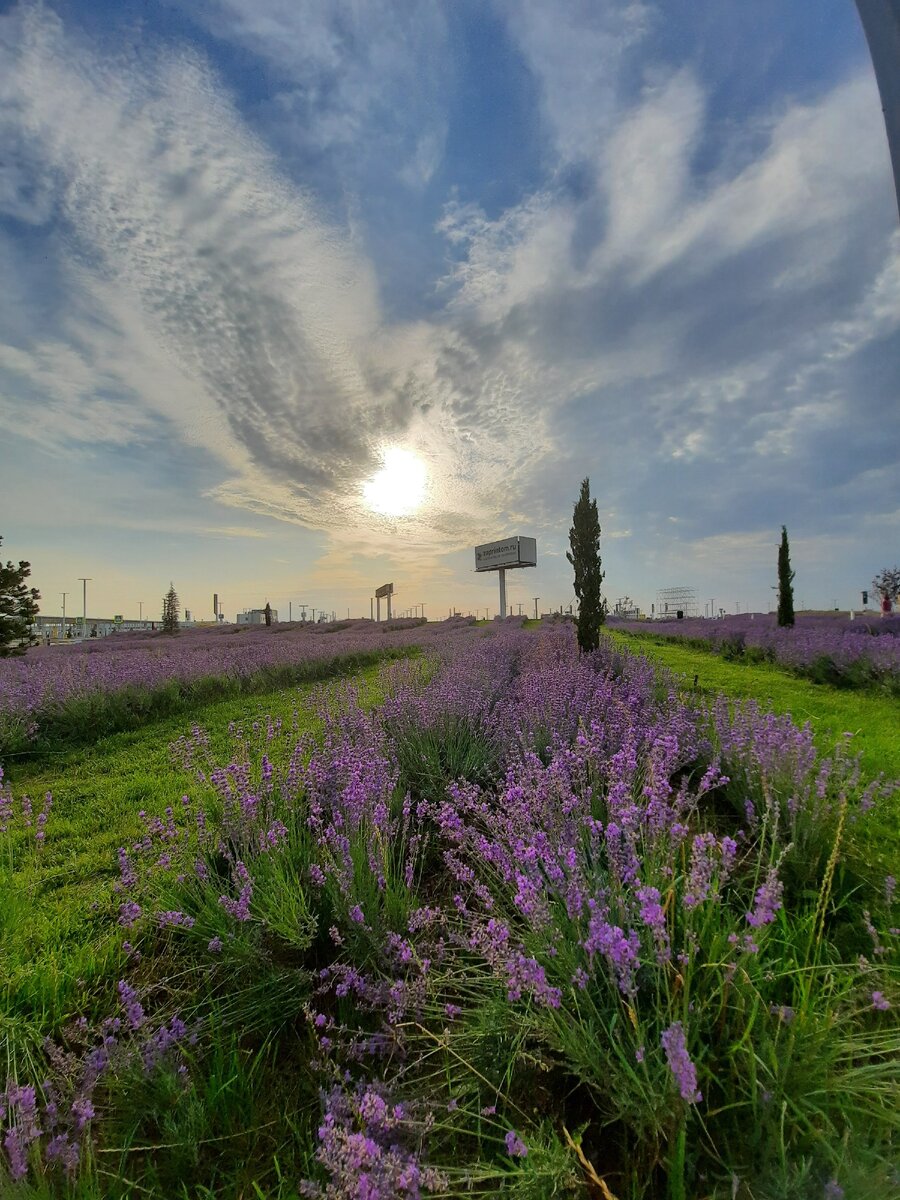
(173, 0, 451, 187)
(1, 0, 898, 610)
(431, 43, 900, 551)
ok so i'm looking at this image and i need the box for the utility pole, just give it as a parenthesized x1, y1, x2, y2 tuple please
(517, 602, 523, 616)
(534, 597, 540, 620)
(78, 578, 91, 639)
(289, 601, 292, 622)
(61, 592, 68, 638)
(138, 600, 143, 623)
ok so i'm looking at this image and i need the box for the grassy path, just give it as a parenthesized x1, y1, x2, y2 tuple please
(606, 629, 900, 781)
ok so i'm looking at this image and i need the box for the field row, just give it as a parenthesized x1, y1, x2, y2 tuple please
(610, 613, 900, 695)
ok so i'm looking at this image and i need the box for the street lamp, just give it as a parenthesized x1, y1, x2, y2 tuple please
(138, 601, 143, 624)
(78, 578, 92, 639)
(60, 591, 68, 639)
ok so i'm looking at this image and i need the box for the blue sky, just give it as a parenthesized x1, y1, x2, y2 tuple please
(1, 0, 898, 621)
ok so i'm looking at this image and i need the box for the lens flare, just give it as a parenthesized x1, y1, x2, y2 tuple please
(362, 447, 427, 517)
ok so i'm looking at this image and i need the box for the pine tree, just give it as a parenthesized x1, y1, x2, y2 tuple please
(162, 583, 180, 634)
(777, 526, 795, 628)
(567, 478, 607, 653)
(0, 536, 41, 656)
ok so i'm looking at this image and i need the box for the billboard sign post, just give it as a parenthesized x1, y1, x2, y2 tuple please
(375, 581, 394, 621)
(474, 536, 537, 618)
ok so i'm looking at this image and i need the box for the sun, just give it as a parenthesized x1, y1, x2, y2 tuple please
(362, 447, 428, 517)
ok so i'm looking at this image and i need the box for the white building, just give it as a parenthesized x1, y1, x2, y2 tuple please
(236, 608, 278, 625)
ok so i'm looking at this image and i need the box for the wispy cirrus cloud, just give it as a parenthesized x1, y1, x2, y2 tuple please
(1, 0, 898, 615)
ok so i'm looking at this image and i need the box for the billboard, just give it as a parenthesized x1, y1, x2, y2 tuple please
(375, 582, 394, 598)
(474, 536, 537, 572)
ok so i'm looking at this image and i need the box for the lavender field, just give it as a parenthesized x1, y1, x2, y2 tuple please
(610, 613, 900, 694)
(1, 622, 897, 1198)
(0, 618, 447, 757)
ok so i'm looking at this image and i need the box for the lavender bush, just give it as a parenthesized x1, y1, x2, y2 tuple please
(1, 625, 897, 1197)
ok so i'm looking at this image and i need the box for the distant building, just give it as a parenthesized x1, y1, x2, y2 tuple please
(236, 608, 278, 625)
(30, 615, 157, 639)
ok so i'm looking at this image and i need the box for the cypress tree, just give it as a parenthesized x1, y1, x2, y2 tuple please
(162, 583, 180, 634)
(567, 477, 607, 652)
(777, 526, 795, 628)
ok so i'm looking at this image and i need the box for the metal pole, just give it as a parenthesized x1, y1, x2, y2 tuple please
(61, 592, 68, 638)
(138, 600, 143, 623)
(386, 594, 392, 620)
(289, 601, 292, 622)
(498, 567, 506, 621)
(534, 597, 539, 620)
(78, 578, 91, 639)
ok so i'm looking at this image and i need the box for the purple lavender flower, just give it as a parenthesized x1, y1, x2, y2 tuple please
(219, 860, 253, 921)
(871, 991, 890, 1011)
(661, 1022, 702, 1103)
(155, 910, 195, 929)
(118, 900, 142, 928)
(746, 868, 783, 928)
(505, 1130, 528, 1157)
(636, 883, 670, 961)
(117, 980, 146, 1030)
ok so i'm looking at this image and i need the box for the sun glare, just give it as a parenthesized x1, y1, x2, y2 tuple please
(362, 447, 428, 517)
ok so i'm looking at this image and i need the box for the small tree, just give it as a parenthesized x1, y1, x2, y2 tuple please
(567, 477, 607, 653)
(161, 583, 180, 634)
(872, 566, 900, 607)
(0, 536, 41, 656)
(777, 526, 795, 628)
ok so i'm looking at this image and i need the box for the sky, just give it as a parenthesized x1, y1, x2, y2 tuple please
(1, 0, 898, 622)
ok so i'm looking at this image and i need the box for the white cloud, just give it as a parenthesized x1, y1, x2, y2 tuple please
(176, 0, 450, 183)
(500, 0, 653, 163)
(1, 0, 897, 609)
